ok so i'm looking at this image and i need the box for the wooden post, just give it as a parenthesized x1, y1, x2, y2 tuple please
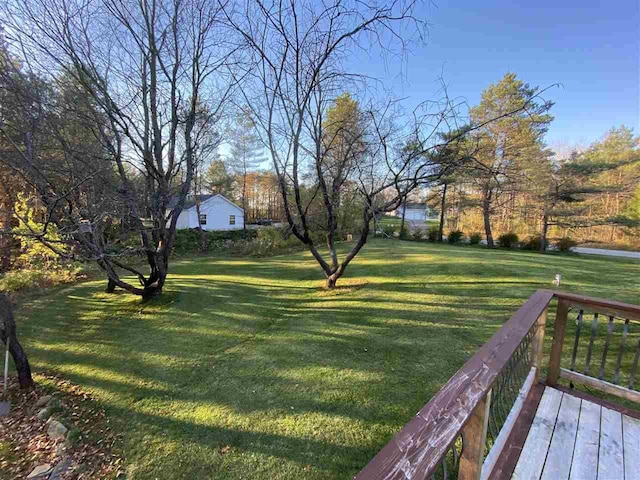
(531, 307, 548, 383)
(458, 390, 491, 480)
(547, 299, 570, 386)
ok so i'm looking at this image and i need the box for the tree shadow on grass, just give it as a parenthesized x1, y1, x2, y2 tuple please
(14, 241, 640, 479)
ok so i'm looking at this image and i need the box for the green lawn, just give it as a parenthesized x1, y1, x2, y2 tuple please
(375, 215, 438, 232)
(13, 240, 640, 479)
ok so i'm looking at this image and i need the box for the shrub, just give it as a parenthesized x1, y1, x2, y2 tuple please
(410, 230, 424, 241)
(498, 232, 519, 248)
(447, 230, 464, 244)
(469, 232, 482, 245)
(172, 228, 256, 254)
(521, 235, 543, 251)
(399, 225, 410, 240)
(0, 265, 82, 292)
(383, 224, 397, 238)
(427, 226, 439, 242)
(556, 237, 578, 252)
(233, 227, 304, 257)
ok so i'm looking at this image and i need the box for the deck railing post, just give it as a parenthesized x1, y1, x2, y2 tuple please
(458, 390, 491, 480)
(547, 299, 570, 386)
(531, 306, 548, 383)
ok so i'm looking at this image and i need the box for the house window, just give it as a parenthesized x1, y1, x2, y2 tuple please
(229, 215, 236, 225)
(199, 214, 207, 225)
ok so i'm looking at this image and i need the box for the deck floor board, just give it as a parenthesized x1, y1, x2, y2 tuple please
(511, 386, 639, 479)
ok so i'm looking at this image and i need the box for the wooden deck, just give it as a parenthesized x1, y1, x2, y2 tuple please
(512, 386, 640, 480)
(355, 291, 640, 480)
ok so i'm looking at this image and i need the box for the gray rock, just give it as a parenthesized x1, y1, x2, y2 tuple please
(54, 443, 66, 457)
(37, 408, 51, 421)
(47, 420, 68, 441)
(34, 395, 53, 408)
(26, 464, 52, 479)
(49, 458, 72, 480)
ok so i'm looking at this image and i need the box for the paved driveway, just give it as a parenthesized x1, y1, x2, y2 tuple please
(572, 247, 640, 259)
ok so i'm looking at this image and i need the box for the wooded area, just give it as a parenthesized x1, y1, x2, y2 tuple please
(0, 0, 638, 296)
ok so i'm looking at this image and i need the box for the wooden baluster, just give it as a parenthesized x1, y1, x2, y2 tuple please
(629, 338, 640, 390)
(458, 391, 491, 480)
(570, 310, 584, 371)
(530, 307, 548, 383)
(599, 316, 614, 380)
(453, 439, 459, 468)
(547, 299, 570, 386)
(614, 319, 630, 385)
(584, 313, 599, 375)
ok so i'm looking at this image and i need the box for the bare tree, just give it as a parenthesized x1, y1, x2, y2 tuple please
(3, 0, 232, 299)
(225, 0, 433, 288)
(225, 1, 551, 287)
(0, 294, 33, 389)
(190, 102, 223, 251)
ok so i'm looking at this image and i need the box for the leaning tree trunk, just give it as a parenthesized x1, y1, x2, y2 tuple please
(0, 293, 34, 389)
(482, 194, 494, 248)
(438, 182, 448, 242)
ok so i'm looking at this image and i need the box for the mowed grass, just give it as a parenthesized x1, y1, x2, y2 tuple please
(376, 215, 438, 230)
(14, 240, 640, 479)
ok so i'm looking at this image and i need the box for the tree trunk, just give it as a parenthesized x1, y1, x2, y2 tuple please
(195, 201, 206, 252)
(438, 182, 448, 242)
(106, 278, 117, 293)
(0, 197, 12, 272)
(0, 294, 34, 389)
(483, 193, 494, 248)
(326, 274, 338, 289)
(242, 172, 247, 234)
(0, 232, 10, 272)
(140, 253, 167, 301)
(540, 213, 549, 253)
(400, 202, 407, 238)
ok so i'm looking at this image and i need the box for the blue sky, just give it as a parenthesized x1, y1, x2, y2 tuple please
(355, 0, 639, 149)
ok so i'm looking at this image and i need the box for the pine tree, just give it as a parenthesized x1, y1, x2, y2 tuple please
(469, 73, 554, 247)
(228, 109, 265, 229)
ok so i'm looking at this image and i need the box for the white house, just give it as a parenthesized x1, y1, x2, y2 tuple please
(393, 202, 432, 222)
(172, 194, 244, 231)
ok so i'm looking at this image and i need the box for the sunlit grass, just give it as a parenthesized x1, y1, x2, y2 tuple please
(14, 240, 640, 479)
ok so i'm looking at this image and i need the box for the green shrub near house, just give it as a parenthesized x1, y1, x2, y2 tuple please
(521, 235, 543, 251)
(556, 237, 578, 252)
(447, 230, 464, 244)
(497, 232, 519, 248)
(469, 233, 482, 245)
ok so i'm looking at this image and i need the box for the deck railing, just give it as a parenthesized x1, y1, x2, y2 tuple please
(354, 290, 640, 480)
(547, 291, 640, 404)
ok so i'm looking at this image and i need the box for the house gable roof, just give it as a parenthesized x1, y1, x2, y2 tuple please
(169, 194, 244, 212)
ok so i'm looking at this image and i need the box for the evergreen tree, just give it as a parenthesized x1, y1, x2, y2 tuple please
(228, 109, 265, 228)
(469, 73, 554, 247)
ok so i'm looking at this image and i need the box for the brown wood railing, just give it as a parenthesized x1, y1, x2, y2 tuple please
(547, 291, 640, 404)
(354, 290, 640, 480)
